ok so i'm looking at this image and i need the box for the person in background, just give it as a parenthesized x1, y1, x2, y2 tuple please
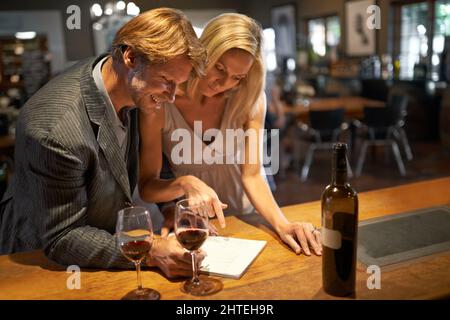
(265, 71, 286, 131)
(139, 13, 322, 256)
(0, 8, 209, 279)
(264, 71, 286, 190)
(264, 70, 297, 180)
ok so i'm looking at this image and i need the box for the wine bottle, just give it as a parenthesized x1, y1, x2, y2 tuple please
(321, 143, 358, 297)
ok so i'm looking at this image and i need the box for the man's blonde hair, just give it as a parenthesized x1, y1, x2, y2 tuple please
(185, 13, 265, 127)
(112, 8, 206, 76)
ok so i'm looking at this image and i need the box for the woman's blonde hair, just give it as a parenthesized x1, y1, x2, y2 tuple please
(185, 13, 265, 127)
(112, 8, 206, 77)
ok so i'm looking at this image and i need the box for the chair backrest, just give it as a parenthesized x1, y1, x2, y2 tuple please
(309, 108, 345, 132)
(387, 94, 408, 125)
(363, 106, 390, 128)
(388, 94, 408, 111)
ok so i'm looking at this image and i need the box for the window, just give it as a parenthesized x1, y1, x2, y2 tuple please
(326, 16, 341, 47)
(309, 19, 326, 57)
(398, 2, 429, 79)
(393, 0, 450, 80)
(263, 28, 277, 72)
(307, 16, 341, 58)
(432, 0, 450, 79)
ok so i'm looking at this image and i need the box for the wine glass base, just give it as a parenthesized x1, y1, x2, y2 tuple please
(121, 288, 161, 300)
(181, 275, 223, 296)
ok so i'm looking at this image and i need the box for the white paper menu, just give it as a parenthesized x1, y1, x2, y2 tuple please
(199, 236, 267, 279)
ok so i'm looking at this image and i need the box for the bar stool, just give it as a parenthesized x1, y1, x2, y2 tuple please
(387, 95, 413, 161)
(354, 105, 407, 177)
(297, 108, 352, 182)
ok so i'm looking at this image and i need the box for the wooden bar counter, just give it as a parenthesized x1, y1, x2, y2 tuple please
(1, 177, 449, 300)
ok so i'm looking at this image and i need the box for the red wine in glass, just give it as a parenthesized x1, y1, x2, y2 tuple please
(176, 228, 208, 251)
(116, 207, 160, 300)
(174, 199, 223, 296)
(121, 240, 152, 262)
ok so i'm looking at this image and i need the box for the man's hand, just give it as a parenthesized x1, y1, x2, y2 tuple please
(145, 236, 205, 279)
(276, 221, 322, 256)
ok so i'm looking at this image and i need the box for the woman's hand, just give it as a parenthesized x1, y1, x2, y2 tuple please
(177, 175, 227, 228)
(276, 221, 322, 256)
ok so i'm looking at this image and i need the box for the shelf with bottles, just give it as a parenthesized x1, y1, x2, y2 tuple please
(329, 60, 360, 79)
(0, 35, 51, 102)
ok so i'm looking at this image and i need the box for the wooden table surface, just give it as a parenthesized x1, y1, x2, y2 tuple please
(285, 96, 386, 122)
(1, 177, 449, 300)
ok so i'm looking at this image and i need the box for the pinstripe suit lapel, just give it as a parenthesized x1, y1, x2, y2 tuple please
(97, 110, 133, 200)
(80, 56, 133, 202)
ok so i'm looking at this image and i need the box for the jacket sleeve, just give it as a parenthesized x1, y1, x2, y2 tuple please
(27, 133, 133, 269)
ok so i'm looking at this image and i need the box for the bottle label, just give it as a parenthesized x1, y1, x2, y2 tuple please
(322, 227, 342, 250)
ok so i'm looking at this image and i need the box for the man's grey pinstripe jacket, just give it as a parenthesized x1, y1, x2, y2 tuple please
(0, 55, 138, 268)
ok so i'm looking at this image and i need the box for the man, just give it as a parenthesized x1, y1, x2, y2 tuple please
(0, 8, 206, 278)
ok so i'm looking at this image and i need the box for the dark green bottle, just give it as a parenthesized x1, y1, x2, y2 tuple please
(321, 143, 358, 297)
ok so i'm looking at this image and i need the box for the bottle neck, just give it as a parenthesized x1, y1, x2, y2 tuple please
(332, 151, 348, 186)
(332, 170, 348, 185)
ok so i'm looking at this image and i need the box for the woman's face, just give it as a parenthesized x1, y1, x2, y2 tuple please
(199, 48, 254, 97)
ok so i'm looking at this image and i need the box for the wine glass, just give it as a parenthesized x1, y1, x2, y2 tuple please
(116, 206, 160, 300)
(174, 199, 223, 296)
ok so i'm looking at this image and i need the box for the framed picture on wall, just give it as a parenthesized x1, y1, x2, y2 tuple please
(271, 3, 297, 63)
(345, 0, 376, 56)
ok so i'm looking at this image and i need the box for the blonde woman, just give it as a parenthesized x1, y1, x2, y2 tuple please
(139, 13, 322, 256)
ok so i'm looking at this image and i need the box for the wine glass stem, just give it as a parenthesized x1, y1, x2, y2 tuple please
(190, 251, 200, 286)
(135, 261, 143, 291)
